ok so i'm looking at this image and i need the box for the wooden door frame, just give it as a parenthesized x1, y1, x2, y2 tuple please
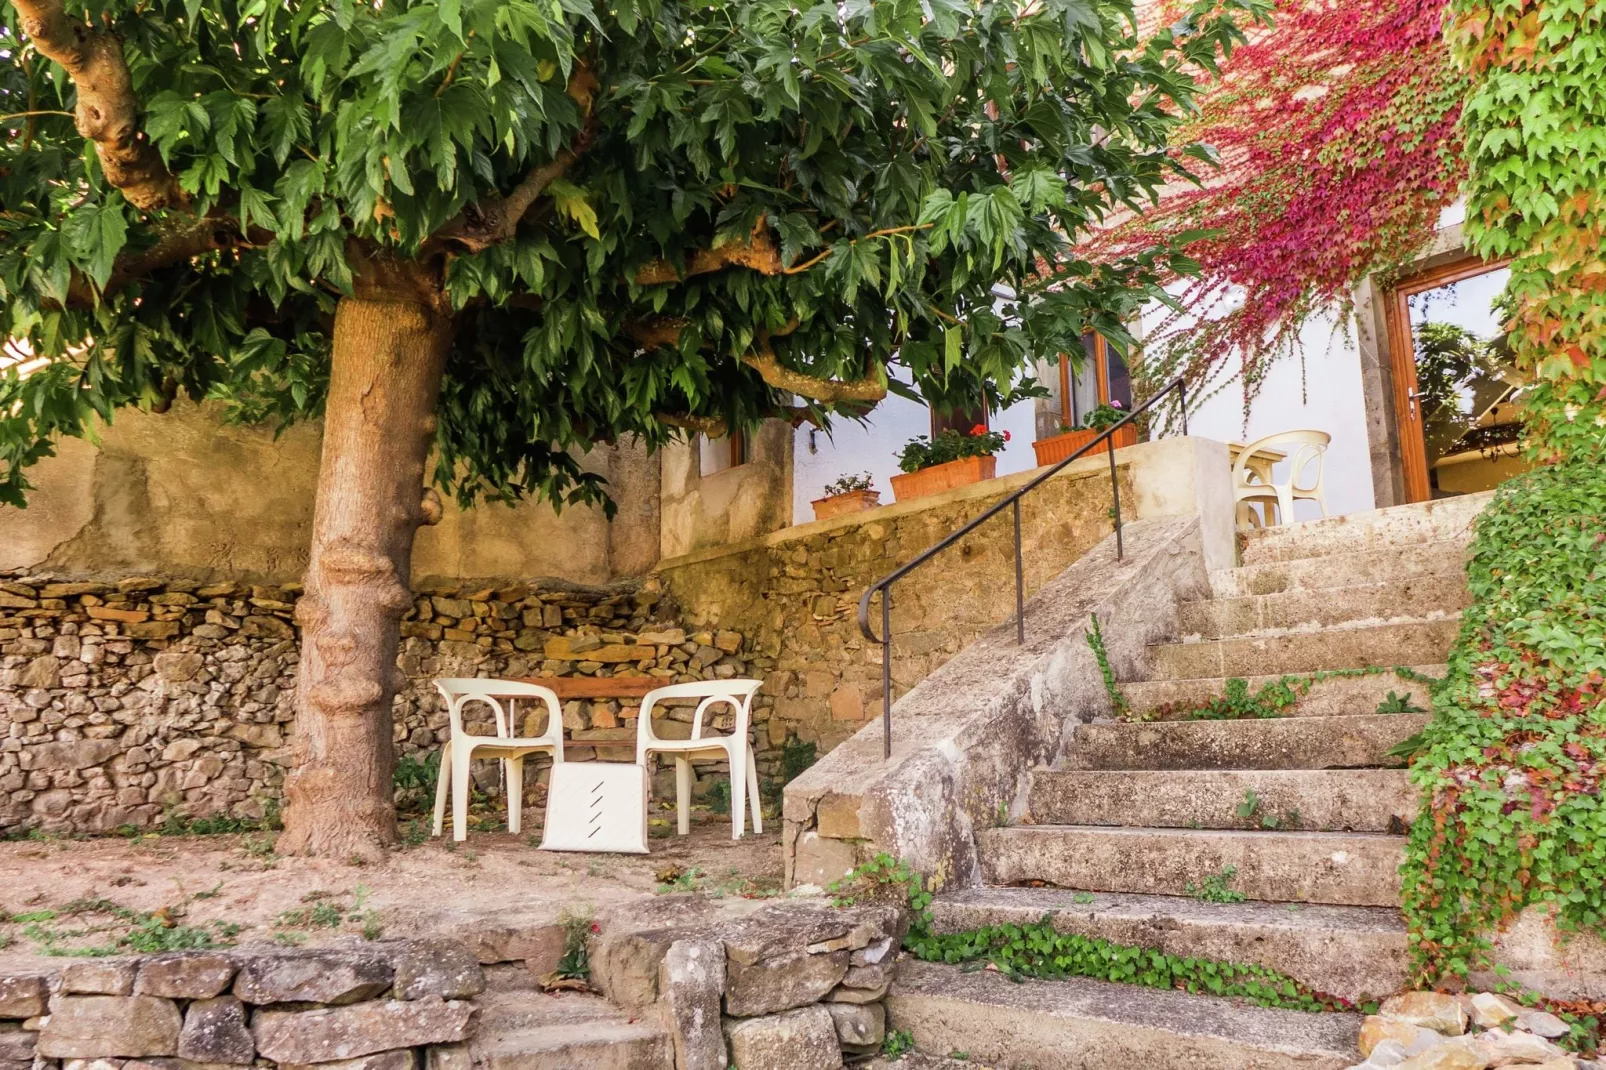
(1383, 254, 1509, 502)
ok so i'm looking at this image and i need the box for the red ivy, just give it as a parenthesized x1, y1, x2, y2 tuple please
(1088, 0, 1466, 409)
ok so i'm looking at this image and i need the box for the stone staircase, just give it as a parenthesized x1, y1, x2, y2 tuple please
(887, 493, 1491, 1070)
(463, 964, 674, 1069)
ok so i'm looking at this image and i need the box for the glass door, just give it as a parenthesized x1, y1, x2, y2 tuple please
(1387, 258, 1525, 501)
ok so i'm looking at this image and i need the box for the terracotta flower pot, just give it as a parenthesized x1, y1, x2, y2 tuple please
(811, 488, 882, 521)
(889, 455, 998, 502)
(1032, 423, 1138, 467)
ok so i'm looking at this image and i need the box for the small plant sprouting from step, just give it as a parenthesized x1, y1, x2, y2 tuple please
(541, 908, 597, 992)
(1155, 666, 1444, 722)
(903, 917, 1359, 1013)
(1084, 613, 1133, 720)
(1234, 790, 1301, 830)
(829, 853, 934, 926)
(1186, 866, 1248, 903)
(1071, 892, 1096, 905)
(881, 1029, 917, 1060)
(1375, 690, 1427, 714)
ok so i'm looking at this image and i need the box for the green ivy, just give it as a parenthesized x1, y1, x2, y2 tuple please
(1400, 462, 1606, 983)
(1401, 0, 1606, 986)
(903, 917, 1362, 1014)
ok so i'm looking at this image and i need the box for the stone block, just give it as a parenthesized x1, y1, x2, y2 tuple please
(825, 1001, 884, 1051)
(722, 904, 855, 967)
(153, 653, 205, 683)
(1358, 1016, 1442, 1059)
(0, 975, 48, 1018)
(723, 949, 848, 1018)
(660, 939, 726, 1070)
(177, 997, 254, 1065)
(282, 1050, 416, 1070)
(138, 953, 238, 999)
(38, 995, 183, 1058)
(251, 997, 475, 1064)
(722, 1006, 840, 1070)
(390, 941, 485, 1001)
(1379, 991, 1467, 1035)
(29, 739, 122, 771)
(233, 949, 393, 1006)
(62, 960, 138, 996)
(0, 1031, 35, 1061)
(425, 1043, 471, 1070)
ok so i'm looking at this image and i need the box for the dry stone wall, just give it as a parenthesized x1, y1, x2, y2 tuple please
(0, 574, 776, 836)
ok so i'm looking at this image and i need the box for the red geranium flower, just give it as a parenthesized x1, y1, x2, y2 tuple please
(1003, 430, 1012, 441)
(969, 423, 987, 436)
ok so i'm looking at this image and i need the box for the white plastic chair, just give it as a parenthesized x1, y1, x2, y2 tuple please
(432, 678, 564, 842)
(634, 679, 763, 840)
(1233, 429, 1331, 528)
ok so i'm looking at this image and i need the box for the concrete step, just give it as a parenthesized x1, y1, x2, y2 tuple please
(927, 887, 1408, 1001)
(1238, 493, 1491, 566)
(978, 826, 1405, 906)
(1212, 540, 1468, 599)
(1178, 575, 1470, 641)
(1063, 713, 1429, 772)
(887, 959, 1362, 1069)
(468, 985, 674, 1070)
(1122, 667, 1444, 721)
(1029, 769, 1416, 832)
(1146, 620, 1460, 679)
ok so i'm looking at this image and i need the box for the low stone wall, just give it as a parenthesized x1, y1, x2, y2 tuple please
(658, 452, 1137, 759)
(594, 898, 907, 1070)
(0, 574, 776, 836)
(0, 942, 482, 1070)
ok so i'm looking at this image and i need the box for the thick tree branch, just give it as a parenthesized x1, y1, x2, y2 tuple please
(635, 220, 783, 285)
(431, 67, 599, 254)
(654, 405, 823, 438)
(62, 213, 262, 306)
(628, 315, 887, 405)
(14, 0, 187, 212)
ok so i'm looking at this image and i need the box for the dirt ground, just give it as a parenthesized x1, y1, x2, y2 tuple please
(0, 808, 784, 970)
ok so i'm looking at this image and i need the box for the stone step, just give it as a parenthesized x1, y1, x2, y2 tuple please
(886, 959, 1362, 1069)
(1122, 667, 1444, 721)
(1029, 769, 1416, 832)
(1145, 620, 1460, 680)
(926, 887, 1408, 1001)
(467, 986, 674, 1070)
(1177, 575, 1470, 641)
(1063, 713, 1428, 771)
(1238, 492, 1491, 567)
(1211, 540, 1468, 599)
(978, 826, 1405, 906)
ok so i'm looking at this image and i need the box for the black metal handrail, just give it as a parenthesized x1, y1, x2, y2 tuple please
(856, 376, 1189, 758)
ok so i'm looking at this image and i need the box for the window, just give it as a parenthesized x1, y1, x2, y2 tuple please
(930, 394, 989, 438)
(698, 430, 746, 475)
(1055, 332, 1132, 427)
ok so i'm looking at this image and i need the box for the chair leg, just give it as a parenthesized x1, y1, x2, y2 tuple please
(451, 743, 474, 843)
(745, 744, 763, 835)
(729, 746, 748, 841)
(432, 740, 451, 838)
(675, 756, 692, 836)
(506, 756, 524, 836)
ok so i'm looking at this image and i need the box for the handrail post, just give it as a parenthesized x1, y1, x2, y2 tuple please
(881, 587, 892, 759)
(1108, 440, 1123, 560)
(1013, 498, 1024, 645)
(1179, 379, 1189, 436)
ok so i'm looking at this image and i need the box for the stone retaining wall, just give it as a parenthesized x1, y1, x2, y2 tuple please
(0, 941, 482, 1070)
(0, 574, 776, 836)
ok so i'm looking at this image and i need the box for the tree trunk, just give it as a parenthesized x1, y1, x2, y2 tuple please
(277, 289, 452, 858)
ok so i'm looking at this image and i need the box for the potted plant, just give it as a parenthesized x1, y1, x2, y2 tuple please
(1031, 401, 1137, 466)
(890, 425, 1010, 502)
(812, 472, 882, 521)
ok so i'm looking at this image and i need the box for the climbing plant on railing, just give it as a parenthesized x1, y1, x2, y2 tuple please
(1399, 0, 1606, 986)
(1081, 0, 1466, 415)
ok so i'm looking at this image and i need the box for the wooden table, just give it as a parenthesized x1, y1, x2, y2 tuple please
(515, 676, 659, 751)
(1227, 442, 1289, 527)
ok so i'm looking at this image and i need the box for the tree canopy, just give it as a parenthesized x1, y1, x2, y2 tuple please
(2, 0, 1254, 510)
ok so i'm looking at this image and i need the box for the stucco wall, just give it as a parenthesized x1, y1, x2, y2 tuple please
(660, 419, 795, 559)
(0, 401, 660, 585)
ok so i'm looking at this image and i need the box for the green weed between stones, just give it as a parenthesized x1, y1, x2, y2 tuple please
(835, 855, 1361, 1014)
(1151, 666, 1441, 723)
(1185, 866, 1247, 904)
(6, 897, 241, 958)
(1084, 613, 1132, 720)
(903, 918, 1362, 1014)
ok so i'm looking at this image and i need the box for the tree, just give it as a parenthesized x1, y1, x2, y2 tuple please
(0, 0, 1256, 856)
